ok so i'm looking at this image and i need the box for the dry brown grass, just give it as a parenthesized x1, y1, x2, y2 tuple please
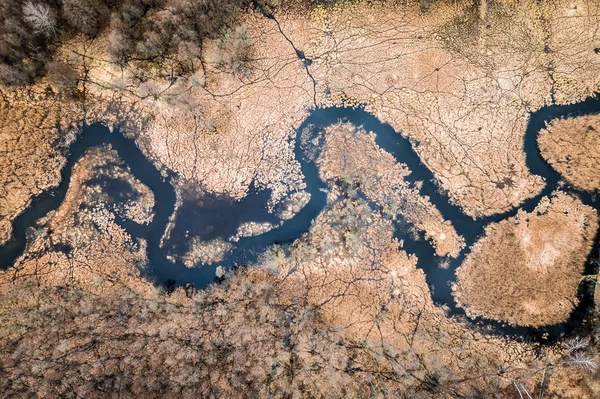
(60, 0, 600, 220)
(538, 114, 600, 191)
(271, 193, 550, 395)
(453, 192, 598, 326)
(0, 81, 128, 246)
(0, 86, 84, 245)
(1, 0, 592, 238)
(317, 122, 464, 257)
(3, 1, 600, 395)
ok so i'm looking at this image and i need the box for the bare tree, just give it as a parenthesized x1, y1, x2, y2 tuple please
(215, 26, 254, 77)
(22, 1, 56, 36)
(565, 336, 590, 354)
(564, 352, 598, 373)
(562, 336, 598, 373)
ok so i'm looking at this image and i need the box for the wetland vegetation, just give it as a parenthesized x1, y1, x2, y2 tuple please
(2, 0, 600, 397)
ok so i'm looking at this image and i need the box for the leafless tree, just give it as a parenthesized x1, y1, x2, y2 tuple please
(215, 26, 254, 77)
(562, 336, 598, 373)
(565, 336, 590, 354)
(564, 352, 598, 373)
(62, 0, 109, 37)
(22, 1, 56, 36)
(513, 381, 533, 399)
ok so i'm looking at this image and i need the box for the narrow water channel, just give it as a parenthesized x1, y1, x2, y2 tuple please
(1, 97, 599, 342)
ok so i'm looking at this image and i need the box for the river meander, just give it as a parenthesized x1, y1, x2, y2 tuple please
(2, 98, 600, 341)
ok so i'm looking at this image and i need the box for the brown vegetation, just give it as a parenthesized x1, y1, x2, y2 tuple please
(0, 78, 154, 246)
(214, 26, 254, 77)
(115, 0, 600, 218)
(3, 0, 600, 396)
(538, 114, 600, 191)
(51, 0, 598, 220)
(0, 194, 559, 397)
(0, 0, 249, 85)
(5, 0, 600, 217)
(181, 237, 232, 267)
(453, 192, 598, 326)
(0, 86, 83, 245)
(315, 122, 464, 257)
(1, 218, 595, 397)
(0, 145, 154, 295)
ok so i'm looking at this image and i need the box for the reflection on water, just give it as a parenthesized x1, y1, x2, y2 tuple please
(162, 186, 275, 261)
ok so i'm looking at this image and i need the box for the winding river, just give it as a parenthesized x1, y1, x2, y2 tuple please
(1, 98, 600, 342)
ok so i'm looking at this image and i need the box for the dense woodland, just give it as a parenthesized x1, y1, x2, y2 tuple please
(0, 271, 539, 398)
(0, 0, 258, 85)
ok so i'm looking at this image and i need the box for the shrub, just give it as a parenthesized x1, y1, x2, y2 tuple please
(215, 26, 254, 77)
(62, 0, 112, 37)
(46, 61, 78, 92)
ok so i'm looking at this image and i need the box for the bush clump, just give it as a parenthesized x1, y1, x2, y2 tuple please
(215, 26, 254, 77)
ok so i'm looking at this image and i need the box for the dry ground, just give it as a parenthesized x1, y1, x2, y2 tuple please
(68, 0, 600, 220)
(4, 0, 600, 242)
(2, 1, 600, 396)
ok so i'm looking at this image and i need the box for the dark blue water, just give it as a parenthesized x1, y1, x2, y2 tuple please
(161, 185, 274, 258)
(1, 98, 600, 342)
